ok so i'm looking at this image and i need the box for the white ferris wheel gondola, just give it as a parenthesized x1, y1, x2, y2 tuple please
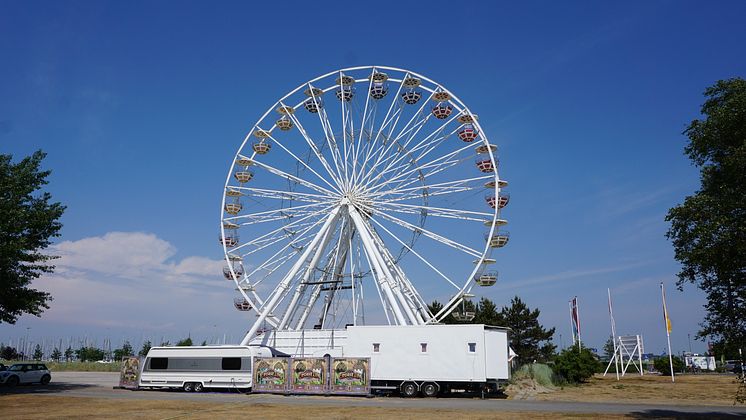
(218, 66, 510, 346)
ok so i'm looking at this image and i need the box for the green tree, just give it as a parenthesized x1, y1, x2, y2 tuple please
(75, 346, 104, 362)
(32, 344, 43, 360)
(113, 341, 134, 360)
(138, 340, 152, 357)
(176, 337, 193, 346)
(500, 296, 556, 363)
(603, 337, 616, 362)
(64, 346, 73, 362)
(1, 345, 19, 360)
(0, 151, 66, 324)
(51, 347, 62, 362)
(474, 297, 502, 325)
(654, 355, 685, 376)
(666, 78, 746, 358)
(553, 346, 601, 383)
(200, 340, 207, 346)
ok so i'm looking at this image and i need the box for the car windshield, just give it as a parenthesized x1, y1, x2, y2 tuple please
(9, 365, 25, 371)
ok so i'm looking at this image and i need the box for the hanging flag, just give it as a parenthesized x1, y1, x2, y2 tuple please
(661, 284, 672, 333)
(570, 296, 581, 341)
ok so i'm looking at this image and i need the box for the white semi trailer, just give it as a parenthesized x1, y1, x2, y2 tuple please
(140, 324, 510, 397)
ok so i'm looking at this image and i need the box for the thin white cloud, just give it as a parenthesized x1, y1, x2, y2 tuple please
(31, 231, 238, 332)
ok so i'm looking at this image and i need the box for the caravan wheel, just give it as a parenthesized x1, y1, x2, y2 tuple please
(194, 382, 204, 392)
(182, 382, 194, 392)
(422, 383, 438, 398)
(400, 382, 418, 398)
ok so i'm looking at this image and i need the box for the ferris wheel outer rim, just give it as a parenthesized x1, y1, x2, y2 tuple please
(219, 65, 504, 325)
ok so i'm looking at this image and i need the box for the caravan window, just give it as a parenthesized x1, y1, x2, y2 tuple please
(468, 342, 477, 353)
(150, 357, 168, 370)
(222, 357, 241, 370)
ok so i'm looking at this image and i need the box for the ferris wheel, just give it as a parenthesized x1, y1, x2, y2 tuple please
(219, 66, 510, 345)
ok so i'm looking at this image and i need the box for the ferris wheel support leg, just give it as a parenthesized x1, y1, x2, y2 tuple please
(365, 223, 426, 325)
(294, 219, 352, 330)
(348, 207, 413, 326)
(278, 212, 342, 330)
(240, 208, 342, 346)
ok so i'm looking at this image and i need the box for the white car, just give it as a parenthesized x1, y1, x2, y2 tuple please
(0, 363, 51, 387)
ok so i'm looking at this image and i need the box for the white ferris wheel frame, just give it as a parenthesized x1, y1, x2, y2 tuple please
(218, 66, 507, 345)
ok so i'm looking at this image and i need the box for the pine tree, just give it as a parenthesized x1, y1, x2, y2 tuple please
(64, 346, 73, 362)
(51, 347, 62, 362)
(32, 344, 43, 361)
(138, 340, 152, 357)
(603, 337, 616, 362)
(500, 296, 556, 364)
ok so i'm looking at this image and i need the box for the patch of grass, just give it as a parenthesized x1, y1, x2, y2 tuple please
(512, 363, 556, 387)
(3, 360, 122, 372)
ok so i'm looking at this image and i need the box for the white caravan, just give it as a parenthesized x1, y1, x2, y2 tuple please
(139, 345, 280, 391)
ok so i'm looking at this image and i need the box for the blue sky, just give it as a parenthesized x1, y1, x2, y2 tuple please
(2, 1, 745, 356)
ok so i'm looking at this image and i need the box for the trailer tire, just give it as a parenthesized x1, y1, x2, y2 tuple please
(183, 382, 194, 392)
(422, 382, 438, 398)
(194, 382, 204, 392)
(400, 382, 418, 398)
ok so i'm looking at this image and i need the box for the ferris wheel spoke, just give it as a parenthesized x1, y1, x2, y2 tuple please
(350, 69, 377, 185)
(361, 88, 438, 183)
(354, 105, 406, 186)
(378, 202, 492, 222)
(370, 145, 470, 195)
(358, 107, 430, 187)
(264, 132, 342, 194)
(370, 115, 461, 188)
(225, 205, 328, 228)
(353, 72, 409, 185)
(234, 208, 331, 254)
(317, 105, 349, 188)
(281, 104, 344, 189)
(370, 207, 482, 258)
(250, 159, 338, 197)
(230, 186, 335, 206)
(372, 174, 492, 200)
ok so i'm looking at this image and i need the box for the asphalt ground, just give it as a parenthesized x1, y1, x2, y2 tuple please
(2, 372, 746, 418)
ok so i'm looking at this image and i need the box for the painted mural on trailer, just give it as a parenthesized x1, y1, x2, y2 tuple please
(290, 358, 327, 393)
(331, 358, 370, 394)
(118, 356, 141, 389)
(253, 357, 289, 393)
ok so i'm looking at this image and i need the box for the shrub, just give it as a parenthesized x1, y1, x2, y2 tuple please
(553, 346, 601, 383)
(654, 356, 684, 376)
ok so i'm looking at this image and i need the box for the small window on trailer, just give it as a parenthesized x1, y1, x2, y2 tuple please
(150, 357, 168, 370)
(421, 343, 427, 353)
(468, 342, 477, 353)
(373, 343, 380, 352)
(222, 357, 242, 370)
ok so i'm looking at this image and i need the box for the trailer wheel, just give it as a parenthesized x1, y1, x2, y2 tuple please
(400, 382, 418, 398)
(182, 382, 194, 392)
(422, 382, 438, 398)
(194, 382, 204, 392)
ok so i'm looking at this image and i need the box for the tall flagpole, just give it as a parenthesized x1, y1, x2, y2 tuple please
(576, 296, 582, 352)
(661, 282, 675, 383)
(608, 288, 620, 380)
